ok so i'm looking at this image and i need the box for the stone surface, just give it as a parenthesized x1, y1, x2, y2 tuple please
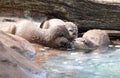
(0, 41, 46, 78)
(0, 30, 36, 59)
(72, 29, 110, 49)
(82, 29, 110, 48)
(0, 0, 120, 32)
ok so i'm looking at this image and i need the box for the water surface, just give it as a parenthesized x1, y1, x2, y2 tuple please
(41, 45, 120, 78)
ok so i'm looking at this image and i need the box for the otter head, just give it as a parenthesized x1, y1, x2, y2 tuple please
(72, 38, 89, 49)
(44, 25, 73, 49)
(65, 22, 78, 40)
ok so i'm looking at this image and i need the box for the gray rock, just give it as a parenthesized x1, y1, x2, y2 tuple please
(0, 30, 36, 59)
(0, 41, 46, 78)
(82, 29, 110, 48)
(73, 29, 110, 49)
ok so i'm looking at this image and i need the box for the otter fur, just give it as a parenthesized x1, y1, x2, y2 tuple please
(40, 18, 78, 40)
(13, 20, 72, 48)
(65, 22, 78, 39)
(72, 38, 89, 49)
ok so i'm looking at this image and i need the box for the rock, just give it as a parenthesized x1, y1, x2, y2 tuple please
(0, 30, 36, 59)
(89, 0, 120, 4)
(0, 0, 120, 32)
(72, 29, 110, 49)
(0, 41, 46, 78)
(82, 29, 110, 48)
(32, 43, 51, 52)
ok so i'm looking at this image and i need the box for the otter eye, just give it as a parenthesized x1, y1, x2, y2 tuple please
(69, 29, 73, 32)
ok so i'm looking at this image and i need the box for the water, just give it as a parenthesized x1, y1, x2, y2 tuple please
(41, 45, 120, 78)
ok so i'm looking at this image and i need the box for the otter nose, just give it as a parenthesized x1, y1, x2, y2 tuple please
(73, 32, 77, 36)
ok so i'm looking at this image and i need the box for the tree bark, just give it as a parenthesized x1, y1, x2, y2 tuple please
(0, 0, 120, 38)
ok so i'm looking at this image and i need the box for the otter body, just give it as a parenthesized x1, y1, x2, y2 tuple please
(0, 18, 72, 49)
(41, 19, 78, 40)
(14, 20, 72, 48)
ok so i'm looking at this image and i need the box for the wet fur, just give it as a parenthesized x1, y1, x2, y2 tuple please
(14, 20, 72, 48)
(40, 19, 78, 40)
(0, 18, 72, 48)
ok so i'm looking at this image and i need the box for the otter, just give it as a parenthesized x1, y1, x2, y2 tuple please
(73, 29, 110, 49)
(40, 18, 78, 40)
(65, 22, 78, 39)
(13, 20, 72, 49)
(72, 38, 89, 49)
(0, 18, 72, 49)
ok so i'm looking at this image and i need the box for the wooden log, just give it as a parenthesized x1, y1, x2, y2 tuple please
(0, 0, 120, 23)
(0, 0, 120, 39)
(105, 30, 120, 39)
(78, 20, 120, 33)
(78, 30, 120, 39)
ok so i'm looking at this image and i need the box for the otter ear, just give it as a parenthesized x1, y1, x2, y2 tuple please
(40, 20, 50, 29)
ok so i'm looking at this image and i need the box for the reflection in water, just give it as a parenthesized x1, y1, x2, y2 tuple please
(41, 45, 120, 78)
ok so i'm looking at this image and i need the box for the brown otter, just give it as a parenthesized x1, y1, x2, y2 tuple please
(14, 20, 72, 49)
(40, 18, 78, 40)
(65, 22, 78, 39)
(72, 38, 89, 49)
(0, 18, 72, 49)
